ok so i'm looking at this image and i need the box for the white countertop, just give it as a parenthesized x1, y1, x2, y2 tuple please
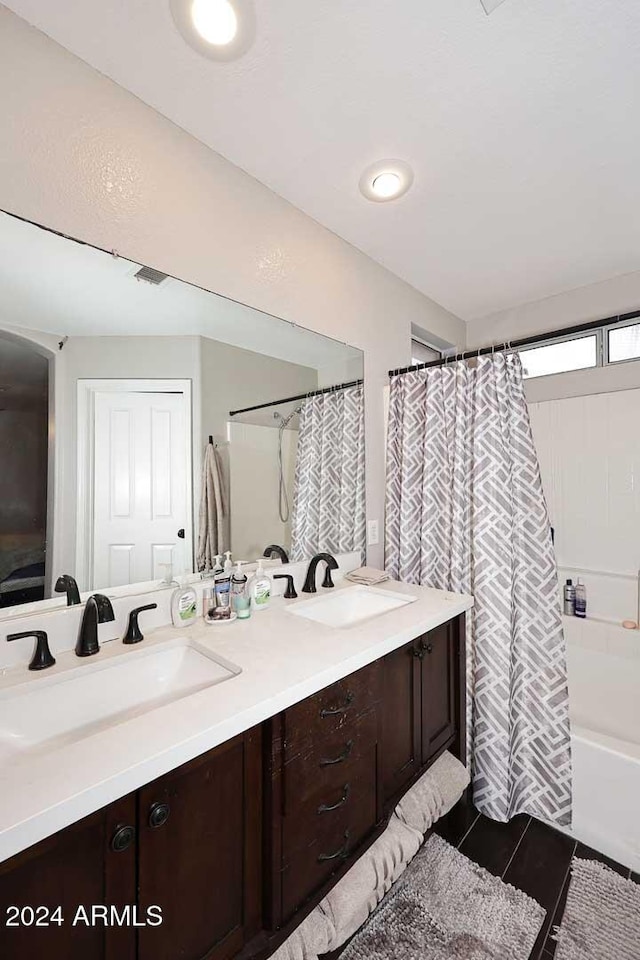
(0, 580, 472, 863)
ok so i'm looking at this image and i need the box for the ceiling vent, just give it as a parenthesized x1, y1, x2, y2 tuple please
(134, 265, 169, 285)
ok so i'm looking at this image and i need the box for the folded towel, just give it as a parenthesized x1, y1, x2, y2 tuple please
(395, 750, 470, 835)
(345, 567, 390, 585)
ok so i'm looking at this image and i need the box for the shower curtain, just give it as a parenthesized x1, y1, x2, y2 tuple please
(290, 384, 366, 562)
(385, 353, 572, 826)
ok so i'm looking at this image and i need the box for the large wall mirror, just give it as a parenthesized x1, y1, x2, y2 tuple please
(0, 210, 364, 617)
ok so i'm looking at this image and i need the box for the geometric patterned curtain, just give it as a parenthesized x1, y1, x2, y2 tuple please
(385, 353, 572, 826)
(291, 383, 366, 563)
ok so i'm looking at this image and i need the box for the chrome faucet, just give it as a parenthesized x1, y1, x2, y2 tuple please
(76, 594, 115, 657)
(302, 553, 339, 593)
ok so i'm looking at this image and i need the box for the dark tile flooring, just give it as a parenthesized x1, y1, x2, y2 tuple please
(433, 795, 637, 959)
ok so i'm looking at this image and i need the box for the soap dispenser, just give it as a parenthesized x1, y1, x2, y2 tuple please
(224, 550, 233, 573)
(171, 575, 198, 628)
(250, 559, 272, 612)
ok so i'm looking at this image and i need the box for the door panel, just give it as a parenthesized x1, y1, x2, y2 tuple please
(421, 621, 457, 763)
(92, 389, 190, 589)
(137, 731, 261, 960)
(0, 794, 136, 960)
(379, 640, 422, 809)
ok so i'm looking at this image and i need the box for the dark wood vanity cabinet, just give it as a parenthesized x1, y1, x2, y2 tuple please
(137, 729, 262, 960)
(264, 661, 383, 928)
(0, 613, 465, 960)
(0, 728, 262, 960)
(0, 792, 137, 960)
(380, 615, 465, 811)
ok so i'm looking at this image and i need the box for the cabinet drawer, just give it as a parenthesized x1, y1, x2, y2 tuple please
(283, 661, 380, 757)
(283, 707, 377, 810)
(282, 746, 377, 860)
(280, 783, 377, 921)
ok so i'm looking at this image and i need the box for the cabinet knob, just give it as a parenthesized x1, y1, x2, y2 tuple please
(148, 801, 171, 828)
(111, 824, 135, 852)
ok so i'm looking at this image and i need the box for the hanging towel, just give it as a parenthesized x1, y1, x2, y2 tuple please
(196, 443, 226, 572)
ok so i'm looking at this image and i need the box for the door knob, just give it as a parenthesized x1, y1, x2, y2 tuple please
(177, 529, 185, 539)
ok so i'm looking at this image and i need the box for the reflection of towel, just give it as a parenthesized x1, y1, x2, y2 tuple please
(196, 444, 226, 572)
(345, 567, 390, 586)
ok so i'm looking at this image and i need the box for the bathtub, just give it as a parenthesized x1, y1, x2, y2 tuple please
(565, 616, 640, 872)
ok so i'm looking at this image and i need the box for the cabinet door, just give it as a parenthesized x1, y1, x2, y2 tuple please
(137, 728, 262, 960)
(0, 793, 137, 960)
(421, 620, 458, 764)
(379, 639, 422, 810)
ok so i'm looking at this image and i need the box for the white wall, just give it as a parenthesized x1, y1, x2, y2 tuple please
(229, 422, 298, 561)
(0, 6, 465, 566)
(467, 269, 640, 349)
(529, 389, 640, 624)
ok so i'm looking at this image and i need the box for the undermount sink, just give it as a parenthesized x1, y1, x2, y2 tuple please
(0, 639, 241, 764)
(287, 585, 417, 629)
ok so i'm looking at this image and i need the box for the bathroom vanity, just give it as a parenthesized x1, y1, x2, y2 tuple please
(0, 582, 471, 960)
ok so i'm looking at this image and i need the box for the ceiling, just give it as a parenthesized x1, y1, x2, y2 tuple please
(0, 212, 362, 373)
(5, 0, 640, 321)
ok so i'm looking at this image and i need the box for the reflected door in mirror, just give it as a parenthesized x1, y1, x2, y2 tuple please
(91, 388, 191, 588)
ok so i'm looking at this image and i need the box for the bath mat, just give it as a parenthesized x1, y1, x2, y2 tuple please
(554, 858, 640, 960)
(339, 832, 545, 960)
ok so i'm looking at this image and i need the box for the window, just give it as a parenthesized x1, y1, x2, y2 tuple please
(519, 335, 598, 379)
(607, 321, 640, 364)
(411, 339, 441, 366)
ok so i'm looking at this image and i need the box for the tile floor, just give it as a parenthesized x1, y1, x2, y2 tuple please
(433, 795, 637, 959)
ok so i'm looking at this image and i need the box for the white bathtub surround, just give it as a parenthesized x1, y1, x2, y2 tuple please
(385, 353, 572, 826)
(0, 578, 472, 862)
(563, 617, 640, 872)
(271, 751, 470, 960)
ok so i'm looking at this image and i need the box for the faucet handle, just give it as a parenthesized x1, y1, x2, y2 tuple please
(274, 574, 298, 599)
(123, 603, 158, 644)
(7, 630, 56, 671)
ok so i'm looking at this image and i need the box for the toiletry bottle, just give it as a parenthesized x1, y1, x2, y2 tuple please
(213, 554, 224, 576)
(202, 584, 215, 621)
(171, 576, 198, 627)
(214, 568, 232, 619)
(575, 578, 587, 618)
(231, 561, 248, 612)
(563, 579, 575, 616)
(224, 550, 233, 573)
(250, 559, 272, 612)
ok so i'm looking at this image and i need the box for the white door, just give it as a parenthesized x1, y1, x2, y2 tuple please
(92, 390, 191, 589)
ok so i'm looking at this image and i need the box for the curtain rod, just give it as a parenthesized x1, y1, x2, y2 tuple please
(389, 309, 640, 377)
(229, 378, 364, 418)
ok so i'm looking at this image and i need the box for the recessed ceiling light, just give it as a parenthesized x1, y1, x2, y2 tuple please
(359, 160, 414, 203)
(170, 0, 255, 61)
(371, 172, 402, 199)
(191, 0, 237, 45)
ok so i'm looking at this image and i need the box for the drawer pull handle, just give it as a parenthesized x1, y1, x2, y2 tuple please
(317, 830, 350, 862)
(318, 783, 351, 814)
(319, 739, 354, 767)
(320, 691, 355, 718)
